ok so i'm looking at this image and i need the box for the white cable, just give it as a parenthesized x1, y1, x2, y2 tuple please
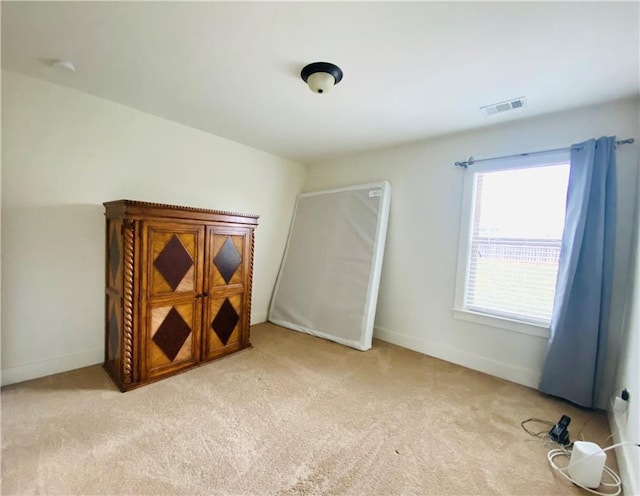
(547, 442, 638, 496)
(547, 449, 621, 495)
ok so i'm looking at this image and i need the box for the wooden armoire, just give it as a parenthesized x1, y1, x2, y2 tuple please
(104, 200, 258, 391)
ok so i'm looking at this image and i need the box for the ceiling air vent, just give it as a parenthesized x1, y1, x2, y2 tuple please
(480, 97, 526, 116)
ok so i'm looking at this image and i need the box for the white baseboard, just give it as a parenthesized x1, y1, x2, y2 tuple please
(2, 309, 270, 387)
(608, 408, 639, 496)
(251, 310, 268, 325)
(1, 347, 103, 387)
(374, 326, 541, 389)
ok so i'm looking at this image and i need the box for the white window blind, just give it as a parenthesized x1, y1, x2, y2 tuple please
(464, 163, 570, 325)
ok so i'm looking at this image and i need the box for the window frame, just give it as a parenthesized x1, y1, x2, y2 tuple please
(453, 150, 571, 338)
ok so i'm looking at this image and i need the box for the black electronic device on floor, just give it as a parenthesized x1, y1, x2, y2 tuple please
(549, 415, 571, 445)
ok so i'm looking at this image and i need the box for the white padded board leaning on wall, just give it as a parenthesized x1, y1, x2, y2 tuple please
(269, 181, 391, 351)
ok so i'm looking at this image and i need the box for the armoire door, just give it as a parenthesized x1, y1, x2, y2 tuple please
(202, 227, 250, 361)
(142, 222, 205, 378)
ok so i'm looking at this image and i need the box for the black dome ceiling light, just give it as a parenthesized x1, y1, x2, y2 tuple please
(300, 62, 343, 94)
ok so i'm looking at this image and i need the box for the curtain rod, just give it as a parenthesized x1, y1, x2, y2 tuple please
(454, 138, 635, 168)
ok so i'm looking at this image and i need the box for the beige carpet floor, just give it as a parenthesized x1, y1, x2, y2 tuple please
(2, 323, 617, 495)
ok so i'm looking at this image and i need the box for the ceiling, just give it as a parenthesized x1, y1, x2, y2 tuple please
(2, 2, 639, 164)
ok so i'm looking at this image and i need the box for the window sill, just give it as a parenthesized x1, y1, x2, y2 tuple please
(452, 308, 550, 339)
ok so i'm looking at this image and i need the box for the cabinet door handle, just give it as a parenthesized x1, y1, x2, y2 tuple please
(196, 292, 209, 298)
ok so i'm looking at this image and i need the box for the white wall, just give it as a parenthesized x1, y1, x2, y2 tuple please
(1, 70, 306, 386)
(306, 98, 640, 397)
(610, 164, 640, 496)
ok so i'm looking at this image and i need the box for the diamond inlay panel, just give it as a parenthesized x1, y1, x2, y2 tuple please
(154, 235, 194, 291)
(109, 230, 121, 281)
(212, 299, 239, 345)
(153, 307, 192, 362)
(214, 236, 242, 284)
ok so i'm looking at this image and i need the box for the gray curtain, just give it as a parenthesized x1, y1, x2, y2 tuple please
(539, 136, 617, 408)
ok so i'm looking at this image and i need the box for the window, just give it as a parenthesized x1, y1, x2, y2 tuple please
(454, 152, 570, 334)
